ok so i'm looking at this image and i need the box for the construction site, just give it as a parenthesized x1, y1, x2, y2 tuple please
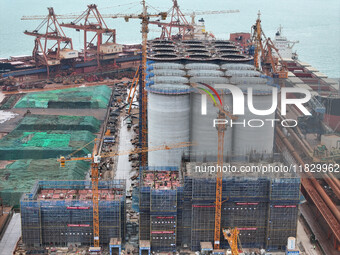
(0, 1, 339, 255)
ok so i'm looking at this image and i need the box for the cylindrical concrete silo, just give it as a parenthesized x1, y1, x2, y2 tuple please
(232, 84, 278, 160)
(189, 75, 233, 162)
(188, 70, 224, 77)
(225, 70, 261, 77)
(221, 63, 255, 70)
(147, 76, 189, 85)
(147, 84, 191, 167)
(148, 62, 184, 70)
(189, 76, 228, 85)
(229, 76, 267, 85)
(150, 69, 186, 77)
(185, 63, 220, 70)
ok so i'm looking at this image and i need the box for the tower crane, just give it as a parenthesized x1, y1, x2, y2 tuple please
(251, 11, 288, 78)
(109, 0, 167, 168)
(149, 0, 239, 40)
(251, 11, 263, 71)
(58, 140, 192, 249)
(222, 228, 242, 255)
(24, 3, 167, 167)
(191, 82, 237, 249)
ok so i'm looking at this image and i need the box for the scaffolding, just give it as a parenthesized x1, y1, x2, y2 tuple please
(20, 180, 126, 247)
(139, 163, 300, 252)
(139, 168, 179, 253)
(267, 203, 299, 250)
(183, 172, 300, 251)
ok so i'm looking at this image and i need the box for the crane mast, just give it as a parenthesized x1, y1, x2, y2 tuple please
(59, 141, 192, 249)
(252, 11, 262, 71)
(91, 142, 100, 248)
(140, 0, 148, 167)
(214, 110, 226, 249)
(192, 83, 235, 250)
(251, 11, 288, 78)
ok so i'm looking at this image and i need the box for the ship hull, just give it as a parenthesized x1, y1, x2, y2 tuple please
(320, 96, 340, 131)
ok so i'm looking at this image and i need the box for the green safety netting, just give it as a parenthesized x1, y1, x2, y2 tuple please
(14, 85, 111, 109)
(0, 130, 95, 160)
(15, 114, 101, 133)
(0, 159, 90, 208)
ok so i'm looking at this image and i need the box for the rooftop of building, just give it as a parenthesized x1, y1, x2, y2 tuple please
(141, 170, 180, 190)
(36, 188, 123, 201)
(21, 180, 126, 202)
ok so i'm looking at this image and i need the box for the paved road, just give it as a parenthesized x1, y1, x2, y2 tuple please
(0, 213, 21, 255)
(297, 218, 322, 255)
(116, 115, 134, 190)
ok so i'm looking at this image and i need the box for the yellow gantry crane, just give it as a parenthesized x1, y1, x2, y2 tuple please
(222, 228, 242, 255)
(58, 140, 192, 249)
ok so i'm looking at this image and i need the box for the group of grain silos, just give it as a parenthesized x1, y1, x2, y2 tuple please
(146, 62, 278, 167)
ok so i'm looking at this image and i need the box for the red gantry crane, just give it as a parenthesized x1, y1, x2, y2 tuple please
(23, 2, 167, 168)
(24, 7, 76, 76)
(149, 0, 239, 40)
(60, 4, 116, 67)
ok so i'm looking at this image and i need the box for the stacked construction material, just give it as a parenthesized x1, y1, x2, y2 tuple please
(15, 85, 111, 109)
(15, 114, 101, 133)
(0, 130, 95, 160)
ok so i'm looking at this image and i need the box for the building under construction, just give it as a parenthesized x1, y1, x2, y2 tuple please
(20, 180, 126, 248)
(1, 1, 339, 253)
(139, 163, 300, 253)
(137, 39, 300, 253)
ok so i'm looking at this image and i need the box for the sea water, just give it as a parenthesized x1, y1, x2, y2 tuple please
(0, 0, 339, 77)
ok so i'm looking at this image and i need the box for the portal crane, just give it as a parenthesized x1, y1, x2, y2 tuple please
(222, 228, 242, 255)
(59, 4, 116, 67)
(251, 11, 288, 78)
(23, 7, 74, 76)
(58, 140, 192, 249)
(149, 0, 239, 40)
(26, 2, 166, 167)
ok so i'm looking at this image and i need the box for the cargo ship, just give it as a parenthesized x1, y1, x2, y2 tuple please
(0, 44, 141, 79)
(0, 5, 142, 81)
(229, 26, 340, 133)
